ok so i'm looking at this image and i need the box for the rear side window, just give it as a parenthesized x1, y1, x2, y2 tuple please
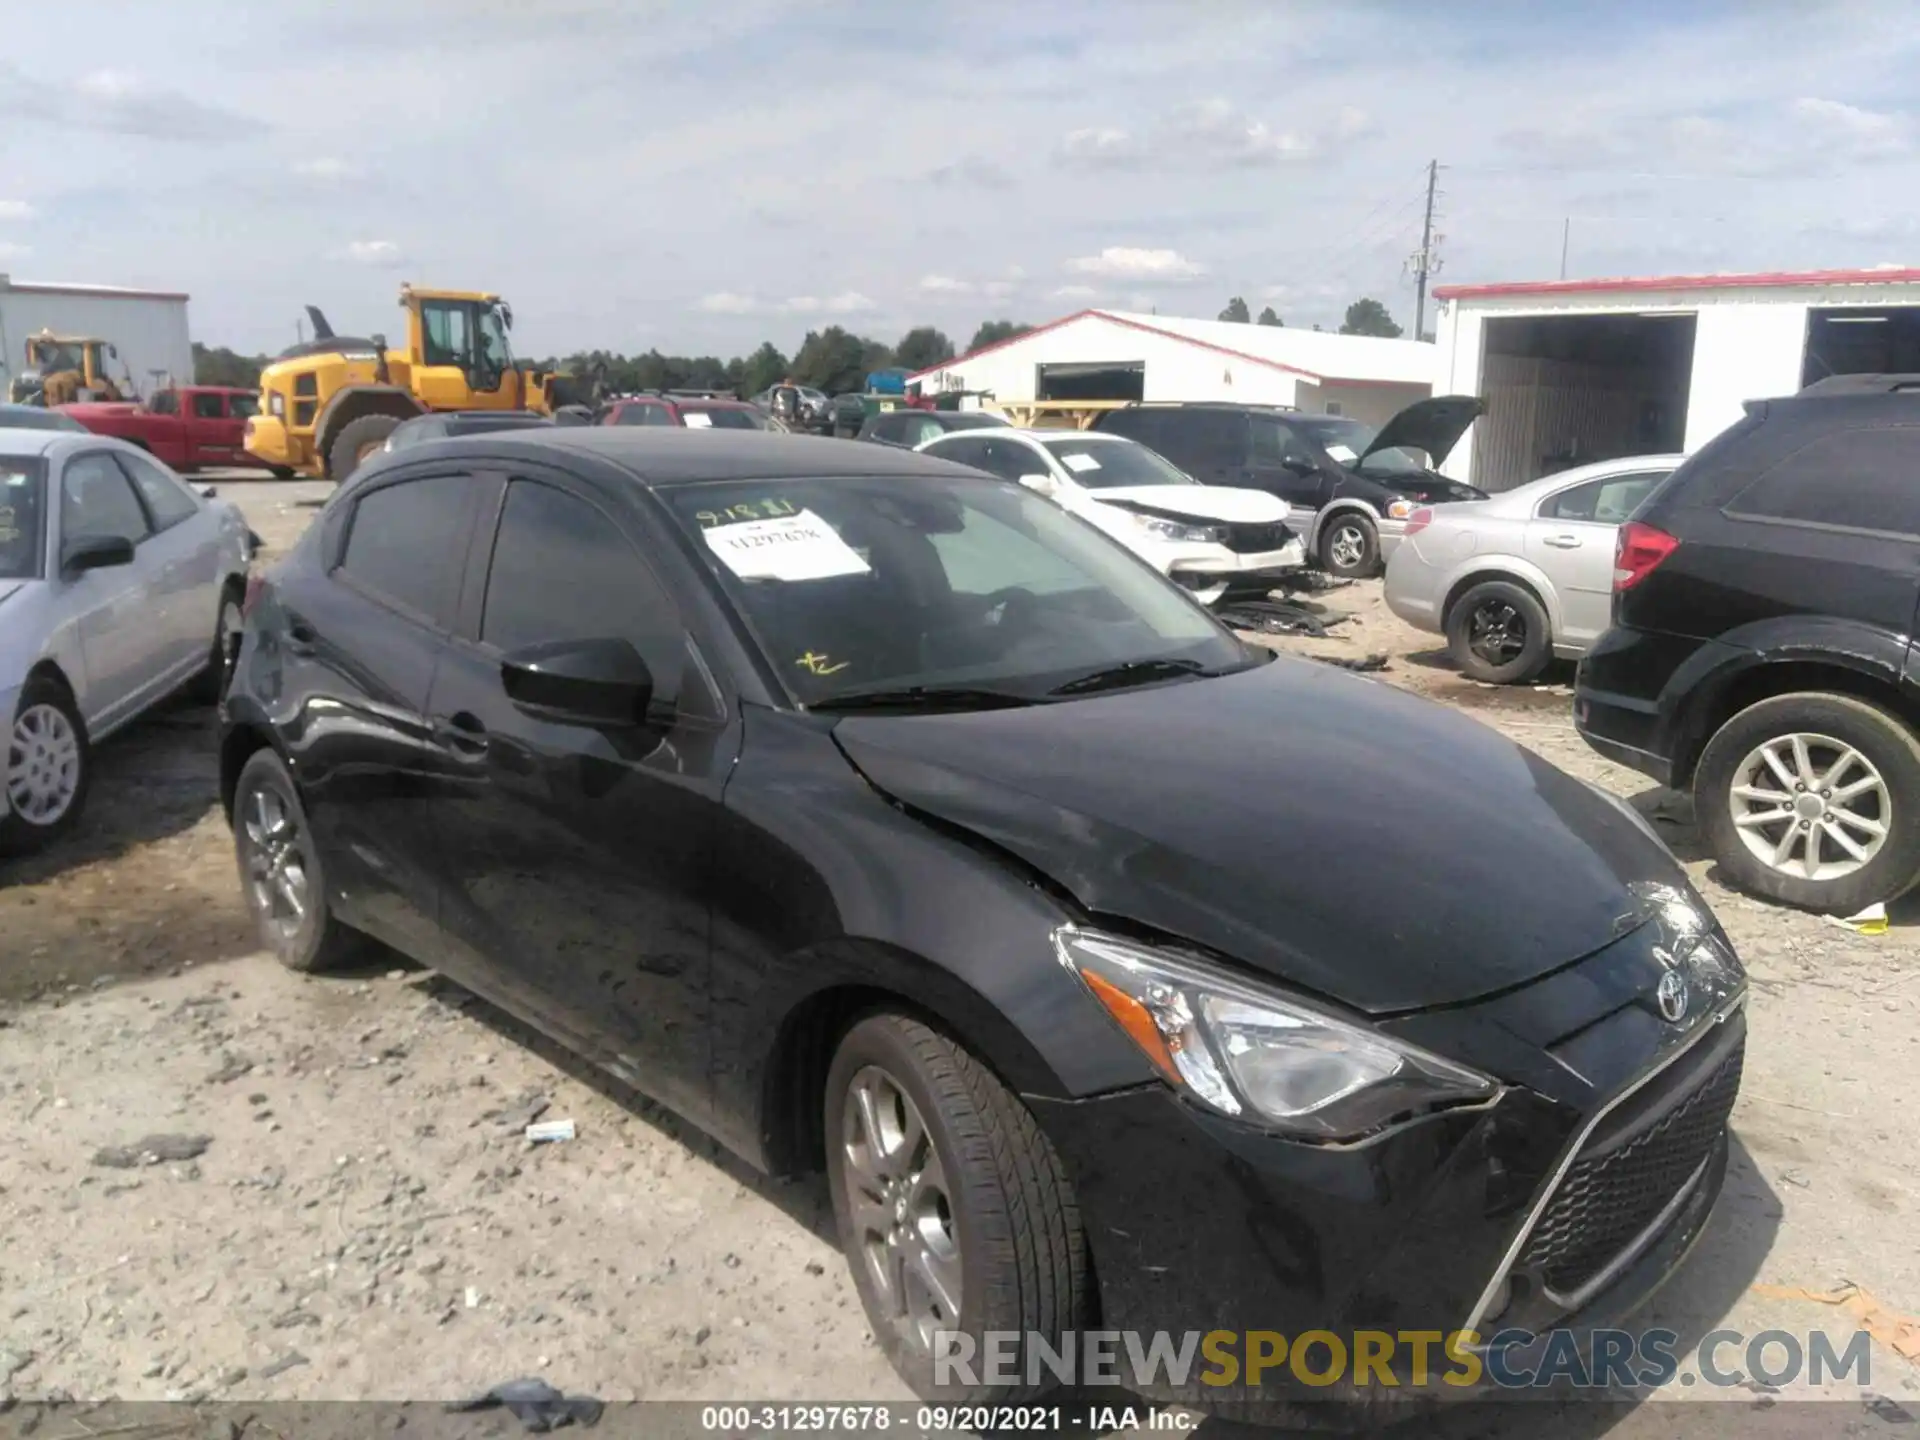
(928, 435, 993, 470)
(1150, 409, 1242, 467)
(1539, 471, 1671, 524)
(1725, 426, 1920, 538)
(339, 475, 471, 622)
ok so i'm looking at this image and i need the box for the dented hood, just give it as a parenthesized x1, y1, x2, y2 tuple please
(1359, 394, 1485, 468)
(1091, 485, 1290, 524)
(831, 657, 1680, 1014)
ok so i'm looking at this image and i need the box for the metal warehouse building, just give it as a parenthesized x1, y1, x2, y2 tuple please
(0, 273, 195, 402)
(908, 308, 1438, 426)
(1432, 265, 1920, 492)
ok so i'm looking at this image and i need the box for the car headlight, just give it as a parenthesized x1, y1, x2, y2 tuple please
(1384, 496, 1417, 519)
(267, 392, 285, 420)
(1054, 927, 1498, 1140)
(1133, 514, 1229, 545)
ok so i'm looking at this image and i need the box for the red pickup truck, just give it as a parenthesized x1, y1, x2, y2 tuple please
(59, 386, 286, 474)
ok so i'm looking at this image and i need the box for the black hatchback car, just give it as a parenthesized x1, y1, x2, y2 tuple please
(1577, 373, 1920, 915)
(1095, 399, 1488, 579)
(221, 430, 1745, 1413)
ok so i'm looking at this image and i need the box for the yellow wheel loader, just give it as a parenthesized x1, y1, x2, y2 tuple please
(243, 284, 596, 482)
(9, 331, 130, 406)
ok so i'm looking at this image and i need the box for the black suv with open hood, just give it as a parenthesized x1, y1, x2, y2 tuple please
(1096, 396, 1487, 577)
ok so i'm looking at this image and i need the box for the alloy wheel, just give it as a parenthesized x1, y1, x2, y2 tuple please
(837, 1065, 962, 1353)
(6, 703, 82, 826)
(1729, 731, 1890, 882)
(241, 783, 314, 942)
(1468, 598, 1527, 666)
(1328, 524, 1366, 571)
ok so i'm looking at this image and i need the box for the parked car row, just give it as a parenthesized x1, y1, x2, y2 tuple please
(212, 424, 1747, 1414)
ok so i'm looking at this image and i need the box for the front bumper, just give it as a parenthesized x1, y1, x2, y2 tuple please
(1026, 994, 1743, 1415)
(1166, 538, 1307, 578)
(242, 414, 306, 471)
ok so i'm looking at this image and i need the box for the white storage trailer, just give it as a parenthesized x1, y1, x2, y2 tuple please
(0, 274, 194, 403)
(1432, 266, 1920, 491)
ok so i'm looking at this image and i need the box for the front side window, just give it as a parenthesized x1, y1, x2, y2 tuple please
(1726, 426, 1920, 537)
(1540, 471, 1671, 524)
(925, 435, 994, 471)
(0, 459, 47, 580)
(61, 453, 153, 549)
(475, 305, 511, 374)
(230, 393, 261, 420)
(338, 475, 471, 622)
(664, 472, 1244, 706)
(1248, 415, 1316, 468)
(481, 479, 683, 700)
(1039, 438, 1195, 490)
(114, 450, 202, 531)
(191, 392, 226, 420)
(421, 302, 474, 368)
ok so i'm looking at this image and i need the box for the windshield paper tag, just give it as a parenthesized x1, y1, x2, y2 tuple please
(682, 412, 714, 428)
(1325, 443, 1358, 463)
(705, 509, 872, 581)
(1059, 452, 1101, 473)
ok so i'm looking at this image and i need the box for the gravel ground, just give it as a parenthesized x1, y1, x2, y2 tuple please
(1, 476, 1916, 1435)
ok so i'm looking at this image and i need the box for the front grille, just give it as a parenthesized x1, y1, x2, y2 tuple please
(1519, 1037, 1743, 1297)
(1225, 522, 1292, 554)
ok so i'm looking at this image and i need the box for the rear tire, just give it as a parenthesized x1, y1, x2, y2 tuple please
(1695, 691, 1920, 914)
(1318, 513, 1379, 578)
(268, 465, 296, 480)
(327, 414, 401, 483)
(825, 1012, 1088, 1403)
(231, 748, 372, 971)
(0, 677, 90, 856)
(1447, 579, 1552, 684)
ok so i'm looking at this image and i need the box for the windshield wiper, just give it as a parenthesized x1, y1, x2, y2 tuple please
(1048, 657, 1216, 696)
(808, 685, 1038, 713)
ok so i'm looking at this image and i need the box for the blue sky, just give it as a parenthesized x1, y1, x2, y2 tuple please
(0, 0, 1912, 358)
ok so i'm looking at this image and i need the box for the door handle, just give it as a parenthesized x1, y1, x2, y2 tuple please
(437, 712, 490, 757)
(284, 619, 318, 655)
(1543, 534, 1583, 549)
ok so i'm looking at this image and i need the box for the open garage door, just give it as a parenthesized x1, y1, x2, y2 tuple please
(1474, 314, 1695, 492)
(1036, 360, 1144, 402)
(1802, 306, 1920, 387)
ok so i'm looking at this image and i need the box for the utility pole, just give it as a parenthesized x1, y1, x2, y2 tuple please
(1560, 217, 1571, 280)
(1413, 159, 1442, 343)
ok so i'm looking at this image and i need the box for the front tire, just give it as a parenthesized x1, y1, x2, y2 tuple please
(327, 415, 400, 483)
(1318, 513, 1379, 578)
(0, 678, 90, 856)
(231, 748, 372, 971)
(190, 585, 246, 705)
(268, 465, 296, 480)
(1447, 580, 1552, 684)
(1695, 691, 1920, 914)
(825, 1013, 1088, 1403)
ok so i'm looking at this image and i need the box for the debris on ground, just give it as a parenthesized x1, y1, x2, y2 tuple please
(1218, 599, 1346, 637)
(1316, 653, 1391, 673)
(526, 1119, 576, 1144)
(91, 1134, 212, 1169)
(447, 1378, 605, 1432)
(258, 1351, 310, 1380)
(1751, 1281, 1920, 1364)
(488, 1091, 551, 1133)
(1826, 903, 1890, 935)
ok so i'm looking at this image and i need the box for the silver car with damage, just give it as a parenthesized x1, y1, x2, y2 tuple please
(0, 429, 252, 853)
(1382, 453, 1681, 684)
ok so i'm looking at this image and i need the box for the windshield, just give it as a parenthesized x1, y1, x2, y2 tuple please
(230, 394, 261, 420)
(682, 406, 769, 430)
(664, 472, 1249, 705)
(0, 459, 47, 580)
(1292, 416, 1425, 475)
(30, 342, 80, 374)
(1039, 437, 1194, 489)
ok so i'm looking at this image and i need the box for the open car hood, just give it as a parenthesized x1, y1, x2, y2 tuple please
(831, 657, 1683, 1015)
(1359, 394, 1485, 468)
(1092, 485, 1289, 524)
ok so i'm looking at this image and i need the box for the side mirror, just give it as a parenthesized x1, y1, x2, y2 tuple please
(64, 534, 135, 575)
(1019, 472, 1059, 497)
(198, 484, 217, 499)
(500, 637, 657, 729)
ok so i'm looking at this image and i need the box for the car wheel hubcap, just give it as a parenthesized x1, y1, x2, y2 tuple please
(1329, 525, 1365, 569)
(241, 784, 312, 939)
(1730, 731, 1890, 882)
(1469, 599, 1526, 665)
(838, 1065, 961, 1353)
(219, 600, 244, 684)
(6, 703, 81, 825)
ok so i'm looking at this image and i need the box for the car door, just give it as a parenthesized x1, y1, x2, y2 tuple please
(112, 448, 224, 679)
(54, 450, 163, 731)
(1527, 469, 1671, 646)
(282, 467, 485, 961)
(1246, 413, 1335, 518)
(186, 390, 243, 467)
(425, 469, 739, 1126)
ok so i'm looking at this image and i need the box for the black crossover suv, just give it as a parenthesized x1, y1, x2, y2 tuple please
(1577, 373, 1920, 915)
(221, 429, 1744, 1415)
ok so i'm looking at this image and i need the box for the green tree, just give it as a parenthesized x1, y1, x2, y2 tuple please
(1218, 297, 1251, 323)
(792, 327, 877, 393)
(192, 342, 267, 389)
(893, 326, 955, 373)
(739, 341, 789, 395)
(966, 319, 1032, 353)
(1338, 297, 1403, 338)
(1256, 306, 1283, 327)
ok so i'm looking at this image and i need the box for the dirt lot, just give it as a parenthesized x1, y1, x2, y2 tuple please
(2, 477, 1917, 1433)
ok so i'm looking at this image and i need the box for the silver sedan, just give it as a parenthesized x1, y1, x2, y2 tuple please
(1, 429, 252, 853)
(1382, 453, 1682, 684)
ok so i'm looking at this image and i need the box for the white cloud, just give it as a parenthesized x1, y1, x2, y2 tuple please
(1059, 100, 1369, 173)
(0, 241, 31, 261)
(0, 200, 36, 221)
(1051, 284, 1099, 301)
(0, 64, 252, 142)
(294, 157, 359, 180)
(919, 274, 974, 294)
(334, 239, 406, 267)
(1059, 127, 1142, 169)
(782, 292, 877, 316)
(697, 291, 761, 314)
(1792, 97, 1911, 156)
(1066, 247, 1205, 283)
(1170, 99, 1319, 165)
(927, 155, 1013, 190)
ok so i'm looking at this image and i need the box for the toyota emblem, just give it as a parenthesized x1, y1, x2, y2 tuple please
(1656, 969, 1690, 1024)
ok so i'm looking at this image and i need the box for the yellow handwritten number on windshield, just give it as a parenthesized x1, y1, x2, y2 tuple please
(796, 651, 848, 677)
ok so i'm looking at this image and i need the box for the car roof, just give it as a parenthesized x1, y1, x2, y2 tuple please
(386, 428, 991, 487)
(0, 427, 78, 455)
